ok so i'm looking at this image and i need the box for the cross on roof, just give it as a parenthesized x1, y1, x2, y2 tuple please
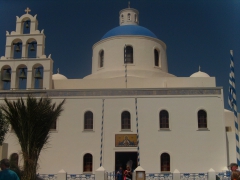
(25, 7, 31, 14)
(57, 68, 60, 74)
(128, 1, 130, 8)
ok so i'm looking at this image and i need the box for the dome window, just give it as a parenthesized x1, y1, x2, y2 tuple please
(121, 14, 124, 23)
(124, 46, 133, 64)
(154, 49, 160, 67)
(127, 13, 131, 20)
(99, 50, 104, 68)
(135, 14, 137, 22)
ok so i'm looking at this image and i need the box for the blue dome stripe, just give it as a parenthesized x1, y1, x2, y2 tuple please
(101, 25, 157, 40)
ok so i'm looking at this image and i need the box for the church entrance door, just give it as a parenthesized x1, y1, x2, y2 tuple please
(115, 152, 138, 172)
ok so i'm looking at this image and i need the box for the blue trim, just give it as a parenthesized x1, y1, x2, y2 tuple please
(101, 25, 157, 40)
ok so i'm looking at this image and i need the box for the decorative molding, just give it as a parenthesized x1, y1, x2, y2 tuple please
(0, 88, 221, 98)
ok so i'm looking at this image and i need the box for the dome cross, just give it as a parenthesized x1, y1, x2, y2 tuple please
(128, 1, 130, 8)
(25, 7, 31, 14)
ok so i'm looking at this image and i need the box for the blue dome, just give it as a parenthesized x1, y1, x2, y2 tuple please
(101, 25, 157, 40)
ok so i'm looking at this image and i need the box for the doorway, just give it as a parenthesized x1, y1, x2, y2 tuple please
(115, 152, 138, 172)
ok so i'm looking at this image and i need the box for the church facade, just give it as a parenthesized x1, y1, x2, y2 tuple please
(0, 6, 237, 176)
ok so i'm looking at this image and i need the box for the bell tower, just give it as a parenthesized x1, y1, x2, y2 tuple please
(119, 2, 139, 26)
(0, 7, 53, 90)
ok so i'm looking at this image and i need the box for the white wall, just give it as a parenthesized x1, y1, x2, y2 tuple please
(3, 93, 228, 174)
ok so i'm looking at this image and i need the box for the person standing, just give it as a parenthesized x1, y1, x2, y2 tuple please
(230, 163, 240, 172)
(0, 159, 20, 180)
(116, 166, 123, 180)
(124, 166, 132, 180)
(126, 159, 133, 172)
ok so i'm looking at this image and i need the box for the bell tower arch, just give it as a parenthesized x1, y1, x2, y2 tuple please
(0, 7, 53, 90)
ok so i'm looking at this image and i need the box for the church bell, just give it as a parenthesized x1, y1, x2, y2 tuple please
(15, 44, 21, 52)
(34, 68, 42, 79)
(30, 43, 35, 51)
(2, 69, 11, 82)
(25, 21, 29, 29)
(19, 69, 27, 80)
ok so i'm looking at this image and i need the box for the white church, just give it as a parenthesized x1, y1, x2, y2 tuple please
(0, 5, 237, 180)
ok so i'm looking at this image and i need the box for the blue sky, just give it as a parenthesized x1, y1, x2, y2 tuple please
(0, 0, 239, 110)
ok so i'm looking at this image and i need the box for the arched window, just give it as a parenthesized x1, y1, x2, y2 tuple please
(83, 153, 92, 172)
(84, 111, 93, 130)
(124, 46, 133, 64)
(159, 110, 169, 129)
(12, 40, 22, 59)
(161, 153, 170, 171)
(154, 49, 159, 67)
(128, 13, 131, 20)
(33, 66, 43, 89)
(1, 67, 11, 90)
(121, 111, 131, 130)
(22, 20, 31, 34)
(99, 50, 104, 68)
(27, 40, 37, 58)
(17, 67, 27, 90)
(51, 120, 57, 130)
(121, 14, 124, 23)
(198, 110, 207, 128)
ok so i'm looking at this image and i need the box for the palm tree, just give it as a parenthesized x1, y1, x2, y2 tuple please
(0, 109, 8, 145)
(0, 95, 65, 180)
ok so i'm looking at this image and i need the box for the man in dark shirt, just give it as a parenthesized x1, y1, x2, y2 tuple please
(0, 159, 20, 180)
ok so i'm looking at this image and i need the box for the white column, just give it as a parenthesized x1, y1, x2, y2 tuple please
(22, 44, 27, 58)
(43, 70, 51, 89)
(134, 166, 145, 180)
(207, 168, 216, 180)
(26, 69, 33, 89)
(5, 45, 12, 58)
(10, 70, 16, 89)
(173, 169, 180, 180)
(95, 166, 106, 180)
(57, 169, 67, 180)
(16, 22, 22, 34)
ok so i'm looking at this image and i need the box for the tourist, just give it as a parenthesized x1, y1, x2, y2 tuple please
(0, 159, 20, 180)
(231, 171, 240, 180)
(126, 159, 133, 172)
(116, 166, 123, 180)
(230, 163, 240, 172)
(124, 166, 132, 180)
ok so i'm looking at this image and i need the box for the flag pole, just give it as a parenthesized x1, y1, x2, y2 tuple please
(228, 50, 240, 165)
(124, 45, 127, 88)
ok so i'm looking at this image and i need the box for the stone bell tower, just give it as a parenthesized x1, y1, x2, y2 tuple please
(0, 7, 53, 90)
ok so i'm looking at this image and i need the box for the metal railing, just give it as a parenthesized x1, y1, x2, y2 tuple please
(146, 173, 173, 180)
(67, 174, 95, 180)
(37, 174, 57, 180)
(180, 173, 207, 180)
(38, 174, 95, 180)
(216, 171, 231, 180)
(106, 172, 115, 180)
